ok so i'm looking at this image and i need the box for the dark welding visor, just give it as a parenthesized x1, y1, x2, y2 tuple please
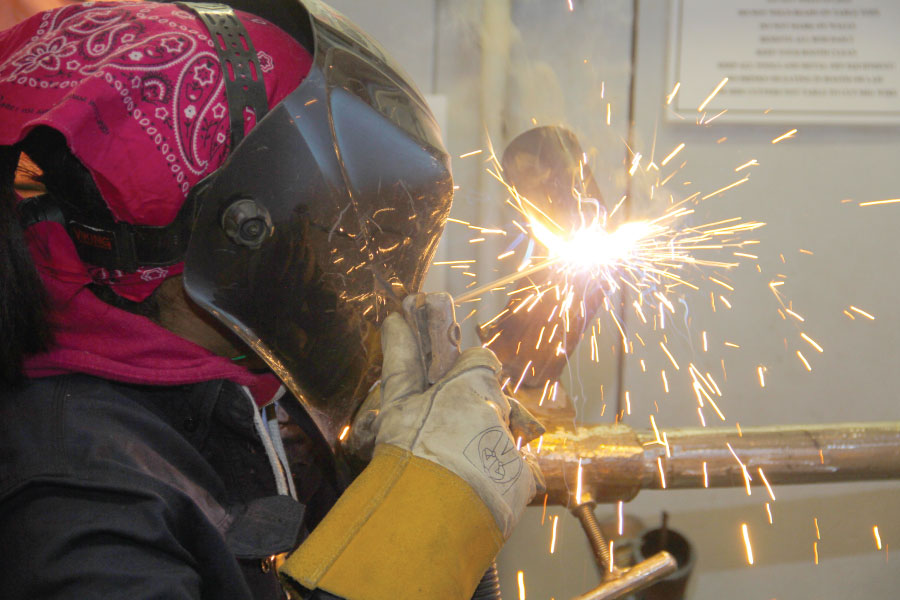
(183, 0, 452, 447)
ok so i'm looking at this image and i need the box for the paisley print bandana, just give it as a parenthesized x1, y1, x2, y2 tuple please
(0, 2, 311, 395)
(0, 1, 311, 299)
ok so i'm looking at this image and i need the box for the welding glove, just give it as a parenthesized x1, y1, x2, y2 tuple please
(280, 313, 543, 600)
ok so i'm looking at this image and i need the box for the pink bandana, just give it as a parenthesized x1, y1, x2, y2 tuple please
(0, 2, 312, 400)
(0, 0, 311, 298)
(21, 217, 283, 404)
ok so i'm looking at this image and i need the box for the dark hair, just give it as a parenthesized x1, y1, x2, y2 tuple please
(0, 141, 53, 384)
(1, 127, 160, 384)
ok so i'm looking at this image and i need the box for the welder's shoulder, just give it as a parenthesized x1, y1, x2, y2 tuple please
(0, 374, 236, 599)
(0, 373, 212, 501)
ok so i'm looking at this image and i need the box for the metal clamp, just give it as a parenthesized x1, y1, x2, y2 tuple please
(569, 496, 677, 600)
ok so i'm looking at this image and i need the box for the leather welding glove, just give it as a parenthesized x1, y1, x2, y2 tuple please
(279, 313, 542, 600)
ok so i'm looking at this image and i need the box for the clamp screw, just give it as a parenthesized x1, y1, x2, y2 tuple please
(572, 501, 619, 580)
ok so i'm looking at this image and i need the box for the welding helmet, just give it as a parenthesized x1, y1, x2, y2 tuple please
(180, 0, 452, 446)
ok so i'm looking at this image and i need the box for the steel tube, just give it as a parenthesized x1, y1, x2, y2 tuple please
(536, 422, 900, 505)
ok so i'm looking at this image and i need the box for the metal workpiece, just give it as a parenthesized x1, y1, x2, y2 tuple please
(637, 421, 900, 489)
(537, 424, 646, 505)
(535, 422, 900, 504)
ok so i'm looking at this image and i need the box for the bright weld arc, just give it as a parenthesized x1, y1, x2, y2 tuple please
(460, 101, 780, 448)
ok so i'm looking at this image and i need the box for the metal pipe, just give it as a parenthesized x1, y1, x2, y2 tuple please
(535, 422, 900, 505)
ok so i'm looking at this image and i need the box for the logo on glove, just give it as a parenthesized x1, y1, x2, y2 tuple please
(463, 426, 522, 493)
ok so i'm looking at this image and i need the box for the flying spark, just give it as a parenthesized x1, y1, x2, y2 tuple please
(858, 198, 900, 207)
(771, 129, 797, 144)
(758, 467, 776, 501)
(666, 81, 681, 105)
(698, 77, 728, 112)
(742, 523, 754, 565)
(800, 333, 824, 353)
(576, 458, 584, 504)
(550, 515, 559, 554)
(661, 143, 686, 166)
(618, 501, 624, 536)
(848, 305, 875, 320)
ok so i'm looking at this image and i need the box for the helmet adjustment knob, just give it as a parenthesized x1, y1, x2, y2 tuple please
(221, 198, 272, 249)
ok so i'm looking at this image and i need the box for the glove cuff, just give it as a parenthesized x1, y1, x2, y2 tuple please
(279, 444, 504, 600)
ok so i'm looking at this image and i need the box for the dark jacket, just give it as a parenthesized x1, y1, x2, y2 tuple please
(0, 374, 339, 600)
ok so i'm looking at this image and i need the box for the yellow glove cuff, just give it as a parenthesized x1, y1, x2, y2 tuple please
(279, 444, 504, 600)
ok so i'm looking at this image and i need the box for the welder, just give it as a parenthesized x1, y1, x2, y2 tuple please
(0, 1, 541, 598)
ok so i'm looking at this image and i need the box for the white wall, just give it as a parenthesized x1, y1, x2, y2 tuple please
(329, 1, 900, 598)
